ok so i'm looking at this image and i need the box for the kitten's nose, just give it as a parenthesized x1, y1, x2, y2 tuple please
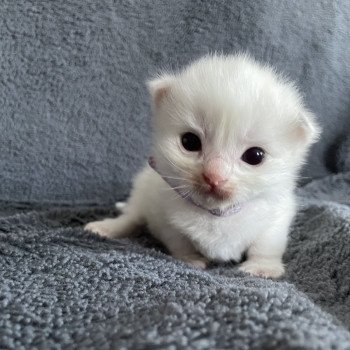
(202, 157, 230, 188)
(202, 172, 227, 188)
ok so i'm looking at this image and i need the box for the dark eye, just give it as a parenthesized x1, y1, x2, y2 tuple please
(241, 147, 265, 165)
(181, 132, 202, 152)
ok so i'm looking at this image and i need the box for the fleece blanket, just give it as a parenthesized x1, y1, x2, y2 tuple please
(0, 168, 349, 349)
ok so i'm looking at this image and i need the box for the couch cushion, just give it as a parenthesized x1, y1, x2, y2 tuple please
(0, 0, 349, 203)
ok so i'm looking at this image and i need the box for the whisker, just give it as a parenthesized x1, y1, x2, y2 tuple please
(169, 189, 189, 202)
(161, 185, 191, 192)
(181, 189, 194, 200)
(166, 159, 192, 177)
(161, 175, 189, 181)
(160, 175, 202, 187)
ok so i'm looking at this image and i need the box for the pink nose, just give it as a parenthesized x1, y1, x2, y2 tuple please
(202, 172, 228, 188)
(202, 157, 230, 188)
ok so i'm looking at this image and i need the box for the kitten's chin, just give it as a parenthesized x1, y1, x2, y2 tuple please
(195, 185, 235, 208)
(191, 190, 236, 210)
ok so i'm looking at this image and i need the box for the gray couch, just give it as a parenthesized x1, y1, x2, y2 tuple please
(0, 1, 349, 349)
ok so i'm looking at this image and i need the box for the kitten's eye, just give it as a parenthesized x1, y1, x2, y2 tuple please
(241, 147, 265, 165)
(181, 132, 202, 152)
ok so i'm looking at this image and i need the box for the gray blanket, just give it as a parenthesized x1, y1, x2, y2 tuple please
(1, 169, 349, 349)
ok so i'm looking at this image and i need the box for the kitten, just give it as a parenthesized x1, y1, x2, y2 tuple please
(85, 54, 320, 278)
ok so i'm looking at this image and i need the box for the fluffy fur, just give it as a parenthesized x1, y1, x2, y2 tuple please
(85, 54, 320, 277)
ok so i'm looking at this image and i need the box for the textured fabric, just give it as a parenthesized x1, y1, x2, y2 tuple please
(1, 0, 350, 203)
(336, 135, 350, 173)
(0, 172, 349, 349)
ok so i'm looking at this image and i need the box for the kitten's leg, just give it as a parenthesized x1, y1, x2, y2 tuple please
(84, 214, 142, 239)
(85, 168, 150, 238)
(115, 201, 126, 213)
(156, 228, 209, 269)
(85, 196, 144, 239)
(239, 222, 290, 279)
(89, 201, 129, 235)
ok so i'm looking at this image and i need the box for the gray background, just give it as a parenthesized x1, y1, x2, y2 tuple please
(0, 0, 349, 204)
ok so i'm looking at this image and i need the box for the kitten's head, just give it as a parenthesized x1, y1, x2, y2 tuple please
(148, 54, 321, 210)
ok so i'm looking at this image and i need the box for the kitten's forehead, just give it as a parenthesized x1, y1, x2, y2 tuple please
(168, 56, 301, 148)
(171, 83, 278, 147)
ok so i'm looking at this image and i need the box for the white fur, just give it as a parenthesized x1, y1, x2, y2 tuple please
(85, 54, 320, 278)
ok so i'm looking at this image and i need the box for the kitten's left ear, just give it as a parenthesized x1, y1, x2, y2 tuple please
(292, 110, 322, 146)
(147, 74, 174, 108)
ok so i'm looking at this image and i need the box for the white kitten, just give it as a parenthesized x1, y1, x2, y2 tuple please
(85, 54, 320, 278)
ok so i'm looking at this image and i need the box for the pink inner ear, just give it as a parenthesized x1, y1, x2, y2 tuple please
(148, 156, 156, 169)
(294, 123, 308, 140)
(148, 75, 173, 108)
(153, 86, 169, 107)
(290, 112, 321, 146)
(291, 117, 319, 146)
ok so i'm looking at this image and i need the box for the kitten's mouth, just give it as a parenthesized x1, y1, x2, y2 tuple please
(194, 183, 234, 202)
(179, 187, 240, 217)
(204, 187, 232, 201)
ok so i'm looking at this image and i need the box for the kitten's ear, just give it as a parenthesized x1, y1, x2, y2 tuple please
(147, 74, 174, 108)
(292, 110, 321, 147)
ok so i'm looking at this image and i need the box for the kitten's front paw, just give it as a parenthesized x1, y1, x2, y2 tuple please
(239, 259, 285, 278)
(84, 219, 117, 238)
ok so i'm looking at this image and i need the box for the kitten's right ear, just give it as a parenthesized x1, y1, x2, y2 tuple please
(147, 74, 174, 108)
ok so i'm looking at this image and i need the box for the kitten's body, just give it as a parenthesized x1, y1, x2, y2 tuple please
(85, 54, 320, 277)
